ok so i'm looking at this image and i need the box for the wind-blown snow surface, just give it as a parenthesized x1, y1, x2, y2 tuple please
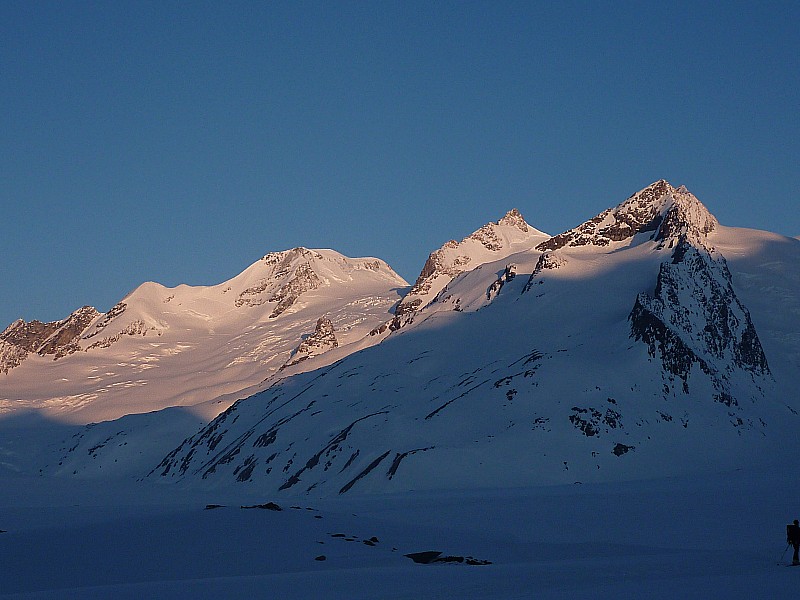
(0, 469, 796, 599)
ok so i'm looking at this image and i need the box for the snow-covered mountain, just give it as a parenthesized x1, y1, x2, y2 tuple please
(0, 248, 408, 424)
(4, 182, 799, 493)
(147, 181, 800, 495)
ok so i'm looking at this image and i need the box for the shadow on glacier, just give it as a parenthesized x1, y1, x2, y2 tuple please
(0, 406, 208, 480)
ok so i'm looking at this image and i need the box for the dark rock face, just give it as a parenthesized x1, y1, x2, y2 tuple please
(0, 340, 27, 374)
(395, 241, 467, 317)
(84, 319, 149, 351)
(285, 317, 338, 367)
(612, 443, 635, 456)
(522, 253, 566, 294)
(0, 306, 100, 372)
(268, 263, 322, 318)
(1, 306, 99, 354)
(241, 502, 282, 511)
(405, 551, 444, 564)
(569, 406, 623, 437)
(486, 264, 516, 301)
(630, 235, 770, 406)
(405, 551, 491, 566)
(83, 302, 127, 339)
(653, 187, 717, 243)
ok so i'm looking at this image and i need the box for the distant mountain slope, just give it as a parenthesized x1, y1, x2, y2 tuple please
(150, 181, 799, 495)
(0, 248, 407, 424)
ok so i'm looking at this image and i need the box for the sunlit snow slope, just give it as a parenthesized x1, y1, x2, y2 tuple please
(0, 248, 408, 424)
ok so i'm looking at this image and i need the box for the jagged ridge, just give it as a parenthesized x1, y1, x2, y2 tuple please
(0, 306, 100, 372)
(538, 180, 718, 251)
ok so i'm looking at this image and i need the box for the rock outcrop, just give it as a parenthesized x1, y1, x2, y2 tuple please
(236, 248, 324, 310)
(0, 306, 100, 372)
(629, 237, 770, 408)
(285, 317, 338, 367)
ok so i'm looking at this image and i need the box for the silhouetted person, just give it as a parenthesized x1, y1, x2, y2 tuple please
(788, 519, 800, 565)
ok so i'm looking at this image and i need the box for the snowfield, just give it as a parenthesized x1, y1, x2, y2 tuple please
(0, 468, 797, 599)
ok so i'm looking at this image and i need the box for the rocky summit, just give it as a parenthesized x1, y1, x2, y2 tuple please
(387, 208, 549, 329)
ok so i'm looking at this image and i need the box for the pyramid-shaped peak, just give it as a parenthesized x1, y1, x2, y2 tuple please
(467, 208, 548, 249)
(620, 180, 717, 243)
(497, 208, 529, 232)
(631, 179, 674, 201)
(655, 184, 718, 242)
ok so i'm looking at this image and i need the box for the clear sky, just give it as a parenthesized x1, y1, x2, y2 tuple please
(2, 1, 798, 327)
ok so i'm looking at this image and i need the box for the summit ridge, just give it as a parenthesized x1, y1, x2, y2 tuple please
(0, 247, 407, 423)
(538, 180, 717, 251)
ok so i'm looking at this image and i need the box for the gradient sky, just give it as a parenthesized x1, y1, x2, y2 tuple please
(2, 1, 798, 327)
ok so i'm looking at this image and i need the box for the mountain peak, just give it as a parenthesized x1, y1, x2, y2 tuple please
(260, 246, 317, 267)
(538, 180, 717, 252)
(497, 208, 529, 232)
(232, 247, 406, 315)
(392, 209, 549, 320)
(653, 185, 717, 243)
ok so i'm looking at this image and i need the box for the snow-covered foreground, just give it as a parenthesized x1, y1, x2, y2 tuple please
(1, 469, 796, 599)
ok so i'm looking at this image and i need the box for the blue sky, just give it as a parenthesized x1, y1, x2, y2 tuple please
(2, 1, 798, 327)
